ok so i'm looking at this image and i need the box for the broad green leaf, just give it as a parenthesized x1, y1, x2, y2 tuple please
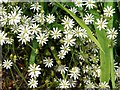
(95, 2, 115, 88)
(96, 29, 111, 83)
(104, 2, 115, 88)
(55, 2, 104, 52)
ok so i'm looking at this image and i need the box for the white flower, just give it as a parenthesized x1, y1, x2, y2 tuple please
(33, 13, 45, 25)
(69, 67, 80, 80)
(73, 26, 88, 38)
(63, 35, 76, 47)
(63, 29, 74, 36)
(96, 68, 100, 78)
(74, 0, 84, 7)
(28, 63, 41, 78)
(17, 33, 31, 44)
(58, 51, 66, 59)
(83, 13, 94, 24)
(107, 28, 118, 40)
(83, 65, 91, 73)
(57, 65, 68, 74)
(68, 79, 77, 88)
(62, 16, 74, 30)
(46, 14, 55, 24)
(43, 57, 53, 68)
(28, 78, 38, 88)
(0, 6, 7, 15)
(99, 82, 110, 88)
(115, 68, 120, 78)
(0, 13, 7, 26)
(36, 33, 48, 46)
(8, 10, 21, 25)
(31, 23, 41, 35)
(21, 16, 33, 25)
(0, 10, 6, 22)
(85, 0, 95, 10)
(69, 7, 77, 14)
(59, 79, 70, 88)
(0, 0, 8, 3)
(6, 38, 14, 45)
(60, 45, 70, 55)
(18, 25, 32, 36)
(30, 2, 41, 12)
(2, 60, 13, 69)
(51, 27, 61, 39)
(0, 31, 8, 46)
(104, 6, 115, 17)
(91, 64, 100, 78)
(95, 18, 108, 30)
(10, 25, 19, 34)
(85, 82, 96, 88)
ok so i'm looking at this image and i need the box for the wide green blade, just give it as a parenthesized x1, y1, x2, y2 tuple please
(96, 29, 111, 83)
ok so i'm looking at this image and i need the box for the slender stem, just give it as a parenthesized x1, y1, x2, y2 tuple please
(14, 64, 28, 86)
(10, 68, 18, 89)
(27, 42, 35, 51)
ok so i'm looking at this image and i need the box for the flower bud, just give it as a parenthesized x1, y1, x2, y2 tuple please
(10, 54, 13, 59)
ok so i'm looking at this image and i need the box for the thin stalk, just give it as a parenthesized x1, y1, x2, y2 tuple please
(27, 42, 35, 51)
(10, 68, 18, 89)
(49, 46, 61, 65)
(14, 64, 28, 86)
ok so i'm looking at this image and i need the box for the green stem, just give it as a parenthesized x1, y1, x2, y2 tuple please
(10, 68, 18, 89)
(27, 42, 35, 51)
(50, 46, 61, 65)
(14, 64, 28, 86)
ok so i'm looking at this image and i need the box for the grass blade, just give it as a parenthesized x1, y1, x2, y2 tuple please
(55, 2, 104, 52)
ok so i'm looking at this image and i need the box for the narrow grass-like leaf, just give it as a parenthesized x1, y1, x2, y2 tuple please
(55, 2, 104, 52)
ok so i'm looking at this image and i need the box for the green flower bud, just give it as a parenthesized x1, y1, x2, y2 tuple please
(50, 46, 54, 51)
(35, 49, 39, 54)
(51, 70, 54, 77)
(13, 55, 17, 63)
(10, 54, 13, 59)
(45, 79, 49, 84)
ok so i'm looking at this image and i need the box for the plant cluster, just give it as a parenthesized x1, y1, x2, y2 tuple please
(1, 0, 120, 89)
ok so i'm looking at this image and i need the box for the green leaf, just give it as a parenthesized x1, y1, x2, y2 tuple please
(29, 39, 38, 64)
(55, 2, 104, 52)
(96, 29, 111, 83)
(104, 2, 115, 88)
